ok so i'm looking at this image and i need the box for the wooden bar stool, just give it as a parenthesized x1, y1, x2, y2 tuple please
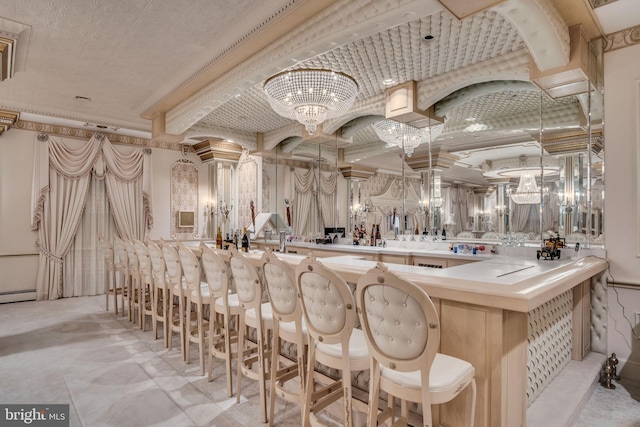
(178, 241, 210, 376)
(261, 248, 308, 427)
(295, 254, 369, 427)
(200, 242, 240, 396)
(112, 236, 129, 318)
(122, 240, 142, 326)
(147, 239, 171, 347)
(133, 239, 155, 332)
(229, 247, 273, 423)
(355, 262, 477, 427)
(97, 233, 120, 315)
(161, 241, 187, 360)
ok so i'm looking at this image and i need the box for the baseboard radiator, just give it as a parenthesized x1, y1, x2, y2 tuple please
(0, 289, 37, 304)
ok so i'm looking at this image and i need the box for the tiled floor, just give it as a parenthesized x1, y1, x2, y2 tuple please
(0, 295, 638, 426)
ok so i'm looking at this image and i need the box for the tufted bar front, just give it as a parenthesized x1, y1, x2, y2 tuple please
(236, 248, 607, 427)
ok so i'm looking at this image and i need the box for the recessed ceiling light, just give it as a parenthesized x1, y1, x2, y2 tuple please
(382, 78, 396, 86)
(74, 95, 92, 102)
(423, 34, 435, 41)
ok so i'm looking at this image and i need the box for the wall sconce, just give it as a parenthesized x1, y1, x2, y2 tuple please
(205, 202, 217, 217)
(496, 205, 508, 217)
(219, 201, 233, 220)
(558, 191, 580, 213)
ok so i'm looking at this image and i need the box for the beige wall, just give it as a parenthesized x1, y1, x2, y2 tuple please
(604, 42, 640, 380)
(0, 129, 39, 295)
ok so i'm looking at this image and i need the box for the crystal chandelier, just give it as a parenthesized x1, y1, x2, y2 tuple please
(372, 119, 444, 157)
(263, 69, 358, 135)
(510, 171, 540, 204)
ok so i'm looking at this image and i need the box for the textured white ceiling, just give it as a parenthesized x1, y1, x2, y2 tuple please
(0, 0, 635, 180)
(0, 0, 292, 131)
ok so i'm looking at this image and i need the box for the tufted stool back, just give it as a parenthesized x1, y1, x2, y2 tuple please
(229, 248, 261, 309)
(296, 255, 355, 342)
(262, 249, 299, 322)
(161, 242, 182, 288)
(200, 243, 229, 297)
(356, 262, 438, 373)
(146, 240, 166, 291)
(177, 242, 201, 292)
(113, 236, 127, 272)
(97, 233, 115, 271)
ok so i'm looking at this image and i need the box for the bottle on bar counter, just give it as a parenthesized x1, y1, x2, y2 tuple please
(375, 224, 381, 246)
(216, 226, 223, 249)
(370, 224, 375, 246)
(241, 227, 249, 252)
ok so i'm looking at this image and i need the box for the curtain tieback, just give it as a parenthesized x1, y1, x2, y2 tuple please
(35, 240, 64, 263)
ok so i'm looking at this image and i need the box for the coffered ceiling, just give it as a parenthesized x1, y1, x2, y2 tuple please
(0, 0, 638, 182)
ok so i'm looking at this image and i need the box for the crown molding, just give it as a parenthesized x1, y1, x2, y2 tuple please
(13, 120, 181, 151)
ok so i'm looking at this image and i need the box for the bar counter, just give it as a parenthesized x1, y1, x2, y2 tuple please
(269, 246, 606, 427)
(191, 240, 607, 427)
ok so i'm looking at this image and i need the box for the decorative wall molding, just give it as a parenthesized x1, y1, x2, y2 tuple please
(13, 120, 182, 151)
(604, 24, 640, 52)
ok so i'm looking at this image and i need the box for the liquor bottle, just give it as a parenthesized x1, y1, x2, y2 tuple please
(414, 224, 419, 235)
(241, 227, 249, 252)
(216, 226, 223, 249)
(370, 225, 375, 246)
(442, 228, 447, 240)
(233, 232, 238, 250)
(375, 224, 381, 246)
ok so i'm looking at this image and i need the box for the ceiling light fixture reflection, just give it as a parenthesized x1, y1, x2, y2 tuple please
(464, 123, 488, 132)
(510, 171, 540, 204)
(372, 119, 444, 157)
(263, 69, 358, 135)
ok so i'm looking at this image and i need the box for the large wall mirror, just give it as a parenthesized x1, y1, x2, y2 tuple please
(252, 35, 604, 248)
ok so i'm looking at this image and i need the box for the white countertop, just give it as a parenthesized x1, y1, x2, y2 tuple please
(277, 241, 494, 261)
(243, 248, 607, 313)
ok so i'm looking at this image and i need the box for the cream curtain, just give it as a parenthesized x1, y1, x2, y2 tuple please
(292, 167, 317, 238)
(512, 203, 540, 233)
(63, 178, 117, 297)
(31, 135, 101, 300)
(319, 171, 337, 229)
(31, 134, 153, 300)
(450, 187, 470, 236)
(101, 140, 151, 240)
